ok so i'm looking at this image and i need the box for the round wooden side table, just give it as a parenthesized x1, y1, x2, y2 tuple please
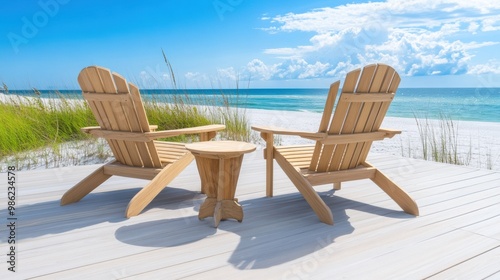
(185, 141, 256, 227)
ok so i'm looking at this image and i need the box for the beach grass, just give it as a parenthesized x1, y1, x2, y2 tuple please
(0, 91, 96, 157)
(214, 89, 252, 142)
(144, 94, 212, 142)
(412, 113, 474, 166)
(0, 88, 251, 170)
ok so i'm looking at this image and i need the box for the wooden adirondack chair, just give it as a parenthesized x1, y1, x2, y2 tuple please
(252, 63, 419, 225)
(61, 66, 225, 218)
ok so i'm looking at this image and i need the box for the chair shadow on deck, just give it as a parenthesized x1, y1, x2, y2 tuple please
(114, 189, 415, 270)
(15, 186, 206, 241)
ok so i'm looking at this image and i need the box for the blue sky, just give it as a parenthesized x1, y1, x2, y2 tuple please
(1, 0, 500, 90)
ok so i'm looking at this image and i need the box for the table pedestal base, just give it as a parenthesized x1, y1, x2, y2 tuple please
(186, 141, 255, 228)
(198, 198, 243, 227)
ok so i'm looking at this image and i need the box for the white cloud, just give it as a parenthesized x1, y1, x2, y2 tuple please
(256, 0, 500, 80)
(468, 22, 480, 34)
(217, 67, 239, 81)
(482, 17, 500, 31)
(183, 68, 242, 88)
(298, 61, 330, 79)
(185, 72, 200, 79)
(241, 58, 331, 80)
(246, 59, 274, 80)
(363, 27, 476, 76)
(468, 60, 500, 74)
(184, 72, 211, 88)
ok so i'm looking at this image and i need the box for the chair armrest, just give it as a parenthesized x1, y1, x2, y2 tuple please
(378, 128, 401, 138)
(81, 126, 101, 134)
(145, 124, 225, 139)
(82, 125, 159, 133)
(251, 125, 324, 140)
(82, 124, 225, 142)
(252, 125, 401, 145)
(320, 129, 401, 144)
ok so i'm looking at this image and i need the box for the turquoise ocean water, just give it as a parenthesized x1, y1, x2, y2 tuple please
(8, 88, 500, 123)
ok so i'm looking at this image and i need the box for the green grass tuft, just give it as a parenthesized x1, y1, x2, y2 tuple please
(0, 92, 96, 157)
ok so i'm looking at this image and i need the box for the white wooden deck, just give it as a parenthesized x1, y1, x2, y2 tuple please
(2, 152, 500, 279)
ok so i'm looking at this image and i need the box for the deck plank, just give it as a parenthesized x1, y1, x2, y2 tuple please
(426, 245, 500, 279)
(1, 153, 499, 279)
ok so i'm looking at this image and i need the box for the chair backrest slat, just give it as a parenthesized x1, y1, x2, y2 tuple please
(311, 68, 361, 171)
(129, 83, 152, 132)
(354, 67, 400, 167)
(78, 66, 162, 168)
(340, 64, 391, 170)
(318, 81, 340, 132)
(310, 63, 400, 172)
(309, 82, 340, 171)
(326, 66, 369, 172)
(128, 82, 161, 167)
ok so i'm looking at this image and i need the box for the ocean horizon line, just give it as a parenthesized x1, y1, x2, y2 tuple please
(2, 87, 499, 123)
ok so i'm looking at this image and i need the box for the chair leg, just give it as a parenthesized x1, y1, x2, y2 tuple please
(61, 165, 112, 205)
(125, 154, 193, 218)
(275, 152, 334, 225)
(371, 169, 419, 216)
(333, 182, 341, 190)
(193, 157, 207, 194)
(265, 149, 274, 197)
(263, 135, 275, 197)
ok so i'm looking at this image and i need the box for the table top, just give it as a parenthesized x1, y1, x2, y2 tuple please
(185, 141, 256, 156)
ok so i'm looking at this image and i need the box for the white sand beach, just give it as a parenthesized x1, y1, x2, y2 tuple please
(247, 108, 500, 171)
